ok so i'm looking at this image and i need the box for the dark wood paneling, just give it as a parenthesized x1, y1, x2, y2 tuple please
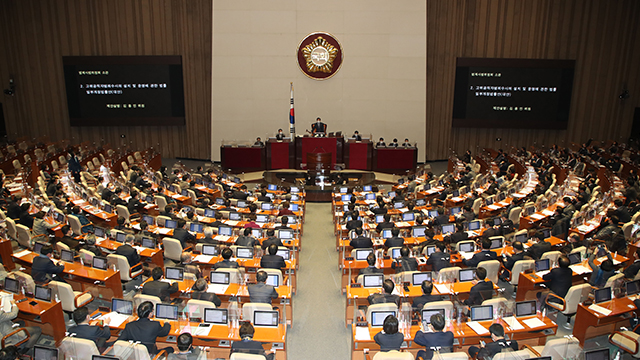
(0, 0, 211, 159)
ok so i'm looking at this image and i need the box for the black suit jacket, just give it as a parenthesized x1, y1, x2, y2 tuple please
(385, 237, 405, 248)
(414, 331, 454, 359)
(529, 241, 551, 260)
(142, 280, 179, 301)
(67, 323, 111, 345)
(172, 228, 196, 248)
(213, 259, 240, 269)
(427, 252, 451, 272)
(543, 267, 573, 297)
(462, 250, 498, 268)
(261, 237, 282, 250)
(32, 255, 65, 283)
(434, 215, 450, 226)
(374, 331, 404, 351)
(191, 290, 222, 307)
(625, 260, 640, 279)
(235, 236, 258, 248)
(115, 244, 141, 268)
(118, 317, 171, 354)
(350, 236, 373, 249)
(392, 256, 419, 273)
(465, 280, 494, 306)
(504, 252, 526, 271)
(358, 266, 384, 276)
(368, 293, 400, 307)
(478, 339, 519, 359)
(412, 294, 442, 310)
(260, 254, 286, 269)
(231, 339, 268, 357)
(449, 231, 469, 244)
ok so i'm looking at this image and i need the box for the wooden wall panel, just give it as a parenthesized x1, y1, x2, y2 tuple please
(426, 0, 640, 160)
(0, 0, 211, 159)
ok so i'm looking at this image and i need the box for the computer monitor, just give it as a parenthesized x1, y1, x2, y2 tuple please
(204, 308, 228, 324)
(452, 190, 460, 198)
(459, 268, 476, 282)
(34, 285, 52, 302)
(165, 219, 177, 229)
(93, 256, 108, 270)
(468, 220, 481, 231)
(514, 233, 527, 243)
(458, 242, 474, 253)
(515, 301, 537, 317)
(362, 274, 384, 288)
(60, 249, 74, 263)
(236, 200, 247, 208)
(441, 224, 455, 235)
(265, 192, 274, 199)
(266, 274, 280, 287)
(251, 228, 263, 238)
(470, 305, 493, 321)
(112, 298, 133, 315)
(204, 208, 216, 217)
(256, 214, 268, 223)
(201, 244, 218, 256)
(54, 211, 66, 222)
(412, 226, 426, 238)
(428, 210, 438, 218)
(341, 194, 352, 202)
(425, 245, 436, 256)
(486, 197, 494, 205)
(142, 215, 155, 226)
(289, 203, 299, 211)
(115, 232, 127, 243)
(390, 248, 401, 259)
(594, 287, 612, 304)
(165, 267, 184, 281)
(398, 178, 405, 185)
(339, 187, 348, 194)
(278, 229, 293, 239)
(498, 192, 507, 201)
(421, 309, 445, 324)
(627, 280, 640, 295)
(568, 252, 581, 265)
(394, 202, 404, 209)
(254, 310, 279, 327)
(493, 217, 502, 225)
(371, 311, 396, 327)
(526, 206, 536, 216)
(381, 229, 393, 239)
(365, 193, 375, 200)
(490, 238, 503, 249)
(388, 191, 396, 198)
(142, 237, 156, 249)
(363, 185, 372, 192)
(355, 248, 373, 261)
(3, 277, 18, 293)
(229, 212, 241, 221)
(584, 349, 610, 360)
(146, 195, 154, 203)
(33, 242, 45, 255)
(375, 215, 385, 223)
(210, 271, 230, 285)
(93, 226, 105, 239)
(290, 186, 300, 193)
(416, 198, 426, 206)
(218, 226, 233, 236)
(541, 228, 551, 239)
(156, 304, 179, 320)
(168, 185, 176, 193)
(450, 207, 461, 215)
(215, 198, 225, 206)
(535, 259, 550, 272)
(235, 247, 253, 259)
(276, 248, 290, 260)
(33, 346, 58, 360)
(261, 203, 273, 212)
(412, 272, 432, 286)
(190, 223, 204, 233)
(402, 212, 415, 221)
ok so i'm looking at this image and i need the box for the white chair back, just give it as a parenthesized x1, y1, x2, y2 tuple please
(539, 337, 582, 360)
(561, 283, 592, 315)
(436, 266, 461, 283)
(67, 215, 83, 236)
(215, 268, 243, 284)
(422, 300, 454, 319)
(107, 254, 142, 281)
(365, 303, 398, 325)
(541, 251, 562, 267)
(242, 302, 272, 324)
(186, 299, 217, 319)
(163, 237, 183, 262)
(112, 340, 151, 360)
(5, 218, 17, 240)
(15, 224, 32, 249)
(477, 260, 500, 284)
(133, 294, 161, 312)
(60, 337, 100, 358)
(259, 268, 284, 287)
(511, 260, 535, 286)
(493, 350, 531, 360)
(116, 205, 131, 222)
(372, 350, 414, 360)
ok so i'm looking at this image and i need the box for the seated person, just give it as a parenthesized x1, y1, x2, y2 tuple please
(198, 227, 219, 245)
(142, 267, 179, 302)
(175, 253, 202, 279)
(115, 234, 141, 270)
(412, 280, 442, 310)
(230, 322, 275, 360)
(18, 203, 33, 228)
(391, 246, 418, 273)
(190, 278, 221, 307)
(32, 245, 65, 284)
(118, 301, 173, 355)
(235, 228, 259, 248)
(274, 216, 291, 230)
(376, 214, 395, 233)
(538, 255, 573, 309)
(0, 298, 42, 352)
(358, 253, 383, 276)
(168, 333, 202, 360)
(159, 205, 176, 219)
(57, 224, 81, 250)
(426, 241, 451, 272)
(243, 214, 260, 229)
(32, 211, 59, 236)
(503, 241, 526, 272)
(260, 244, 286, 270)
(350, 228, 373, 249)
(213, 247, 240, 269)
(384, 227, 405, 248)
(449, 223, 468, 243)
(468, 323, 518, 359)
(528, 231, 551, 260)
(71, 206, 94, 233)
(113, 216, 128, 231)
(462, 238, 498, 267)
(414, 313, 454, 360)
(588, 245, 615, 288)
(278, 202, 295, 217)
(374, 315, 404, 351)
(368, 279, 400, 306)
(248, 270, 279, 304)
(376, 138, 386, 147)
(81, 234, 104, 257)
(261, 229, 282, 250)
(137, 220, 157, 239)
(172, 219, 196, 248)
(464, 267, 493, 306)
(67, 307, 111, 350)
(624, 248, 640, 279)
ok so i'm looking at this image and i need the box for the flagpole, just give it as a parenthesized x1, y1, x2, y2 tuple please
(289, 82, 296, 138)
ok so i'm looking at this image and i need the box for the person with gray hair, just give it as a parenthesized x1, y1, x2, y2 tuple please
(190, 278, 221, 306)
(82, 233, 104, 257)
(115, 233, 141, 269)
(248, 270, 279, 304)
(199, 226, 218, 245)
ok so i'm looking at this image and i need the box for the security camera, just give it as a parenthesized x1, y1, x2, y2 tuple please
(3, 78, 15, 96)
(619, 89, 629, 100)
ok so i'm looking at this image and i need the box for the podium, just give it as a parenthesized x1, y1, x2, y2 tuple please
(296, 136, 344, 169)
(266, 139, 295, 170)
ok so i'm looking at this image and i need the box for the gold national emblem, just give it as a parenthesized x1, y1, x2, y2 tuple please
(301, 36, 338, 73)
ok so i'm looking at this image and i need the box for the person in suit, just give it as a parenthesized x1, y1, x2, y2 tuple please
(384, 227, 405, 248)
(311, 117, 326, 136)
(261, 229, 282, 250)
(5, 195, 21, 220)
(462, 239, 498, 268)
(143, 266, 179, 302)
(359, 253, 384, 276)
(118, 301, 173, 355)
(449, 223, 469, 244)
(392, 246, 418, 273)
(412, 280, 442, 310)
(537, 255, 574, 311)
(127, 190, 145, 216)
(368, 279, 400, 306)
(352, 131, 362, 141)
(261, 244, 286, 270)
(190, 278, 221, 307)
(248, 270, 279, 304)
(32, 245, 65, 284)
(274, 216, 291, 230)
(373, 315, 404, 351)
(67, 307, 111, 350)
(432, 207, 450, 226)
(172, 219, 196, 248)
(426, 241, 451, 272)
(500, 241, 527, 281)
(57, 224, 81, 250)
(464, 267, 494, 306)
(528, 231, 551, 260)
(32, 211, 59, 236)
(213, 247, 240, 269)
(414, 313, 454, 360)
(198, 227, 219, 246)
(275, 128, 286, 141)
(499, 212, 515, 236)
(235, 228, 259, 248)
(82, 234, 104, 257)
(350, 228, 373, 249)
(0, 300, 42, 353)
(624, 248, 640, 279)
(588, 245, 615, 288)
(614, 199, 632, 223)
(168, 333, 203, 360)
(230, 322, 275, 360)
(376, 214, 394, 233)
(468, 323, 518, 359)
(115, 234, 141, 270)
(376, 138, 386, 147)
(18, 203, 34, 228)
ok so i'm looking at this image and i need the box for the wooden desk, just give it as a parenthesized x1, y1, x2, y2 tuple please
(97, 239, 165, 269)
(266, 139, 295, 170)
(296, 136, 344, 169)
(572, 297, 637, 346)
(345, 141, 372, 170)
(0, 238, 15, 270)
(372, 148, 417, 173)
(13, 293, 66, 343)
(221, 146, 266, 173)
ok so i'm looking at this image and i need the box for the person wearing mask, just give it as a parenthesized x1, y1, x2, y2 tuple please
(57, 225, 81, 250)
(32, 245, 65, 284)
(468, 324, 518, 359)
(528, 231, 551, 260)
(32, 211, 59, 236)
(82, 234, 104, 257)
(172, 219, 196, 248)
(414, 313, 454, 360)
(464, 267, 494, 306)
(373, 315, 404, 351)
(142, 267, 179, 302)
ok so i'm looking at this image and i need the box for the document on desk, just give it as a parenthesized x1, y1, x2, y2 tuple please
(214, 235, 231, 242)
(131, 223, 141, 230)
(225, 220, 240, 227)
(193, 255, 214, 263)
(102, 312, 131, 328)
(522, 317, 547, 329)
(171, 194, 182, 199)
(132, 246, 145, 252)
(530, 214, 545, 220)
(354, 326, 371, 340)
(569, 265, 592, 275)
(502, 317, 525, 330)
(194, 324, 212, 336)
(542, 209, 555, 216)
(597, 256, 621, 265)
(459, 252, 474, 260)
(434, 284, 451, 294)
(466, 321, 489, 335)
(588, 304, 612, 316)
(395, 222, 411, 228)
(488, 205, 501, 210)
(207, 284, 229, 294)
(13, 249, 31, 258)
(157, 228, 172, 235)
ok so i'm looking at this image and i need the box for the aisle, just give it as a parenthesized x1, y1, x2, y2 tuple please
(286, 203, 351, 359)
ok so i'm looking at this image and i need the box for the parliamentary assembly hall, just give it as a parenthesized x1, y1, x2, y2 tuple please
(0, 1, 640, 359)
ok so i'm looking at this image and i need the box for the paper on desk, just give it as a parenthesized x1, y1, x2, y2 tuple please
(522, 317, 546, 329)
(466, 321, 490, 335)
(132, 246, 145, 252)
(395, 222, 411, 228)
(13, 249, 31, 258)
(530, 214, 545, 220)
(488, 205, 501, 210)
(569, 265, 591, 275)
(503, 317, 525, 330)
(171, 194, 182, 199)
(159, 279, 174, 284)
(225, 220, 240, 227)
(460, 252, 474, 260)
(157, 228, 172, 235)
(193, 255, 214, 263)
(588, 304, 612, 316)
(194, 324, 212, 336)
(598, 256, 621, 265)
(542, 209, 555, 216)
(131, 223, 141, 230)
(102, 312, 130, 328)
(207, 284, 229, 294)
(364, 200, 377, 205)
(214, 235, 231, 242)
(354, 326, 371, 340)
(434, 284, 451, 294)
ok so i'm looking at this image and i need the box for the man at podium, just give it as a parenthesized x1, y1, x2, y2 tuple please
(311, 117, 327, 137)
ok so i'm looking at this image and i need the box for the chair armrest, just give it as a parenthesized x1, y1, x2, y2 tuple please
(1, 327, 30, 347)
(522, 344, 541, 357)
(183, 245, 193, 252)
(80, 222, 94, 231)
(363, 349, 371, 360)
(74, 289, 94, 308)
(130, 262, 144, 277)
(546, 293, 566, 311)
(611, 331, 639, 354)
(283, 275, 289, 286)
(502, 266, 512, 281)
(153, 349, 168, 360)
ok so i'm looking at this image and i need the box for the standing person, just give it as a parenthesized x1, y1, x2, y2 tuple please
(68, 151, 82, 183)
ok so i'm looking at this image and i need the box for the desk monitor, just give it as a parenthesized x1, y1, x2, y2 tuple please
(33, 345, 58, 360)
(486, 197, 494, 205)
(514, 233, 527, 243)
(290, 186, 300, 193)
(515, 300, 537, 317)
(276, 248, 290, 260)
(421, 309, 445, 324)
(265, 193, 274, 199)
(490, 238, 503, 249)
(390, 248, 401, 259)
(627, 280, 640, 295)
(460, 186, 468, 194)
(156, 304, 179, 320)
(470, 305, 493, 321)
(388, 191, 396, 198)
(165, 219, 178, 229)
(35, 285, 52, 302)
(412, 272, 432, 286)
(402, 212, 415, 221)
(381, 229, 393, 239)
(398, 178, 405, 185)
(526, 206, 536, 216)
(365, 193, 376, 200)
(468, 220, 481, 231)
(251, 228, 263, 238)
(498, 192, 507, 202)
(425, 245, 436, 256)
(142, 237, 156, 249)
(146, 195, 155, 204)
(594, 287, 612, 304)
(268, 184, 278, 191)
(394, 202, 404, 209)
(165, 267, 184, 281)
(256, 214, 268, 223)
(289, 203, 299, 211)
(168, 185, 177, 193)
(541, 228, 551, 239)
(90, 197, 100, 207)
(204, 208, 215, 217)
(261, 202, 273, 210)
(493, 217, 502, 225)
(54, 211, 66, 223)
(236, 200, 247, 208)
(93, 256, 108, 270)
(343, 204, 350, 212)
(568, 252, 581, 265)
(412, 226, 426, 238)
(114, 232, 127, 243)
(210, 271, 230, 285)
(584, 349, 610, 360)
(218, 226, 233, 236)
(254, 310, 279, 327)
(201, 244, 218, 256)
(3, 277, 18, 294)
(266, 274, 280, 287)
(112, 298, 133, 315)
(60, 249, 74, 263)
(459, 268, 476, 282)
(375, 215, 385, 223)
(204, 308, 228, 325)
(416, 198, 426, 206)
(215, 198, 225, 206)
(278, 229, 293, 239)
(428, 210, 439, 218)
(341, 194, 352, 202)
(441, 224, 455, 235)
(190, 223, 204, 233)
(363, 185, 372, 192)
(33, 242, 46, 255)
(233, 177, 241, 184)
(362, 274, 384, 288)
(355, 249, 374, 261)
(340, 187, 348, 194)
(450, 207, 461, 215)
(459, 242, 474, 253)
(142, 215, 155, 226)
(229, 212, 241, 221)
(283, 215, 296, 224)
(371, 311, 396, 327)
(102, 204, 112, 215)
(535, 259, 550, 272)
(235, 247, 253, 259)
